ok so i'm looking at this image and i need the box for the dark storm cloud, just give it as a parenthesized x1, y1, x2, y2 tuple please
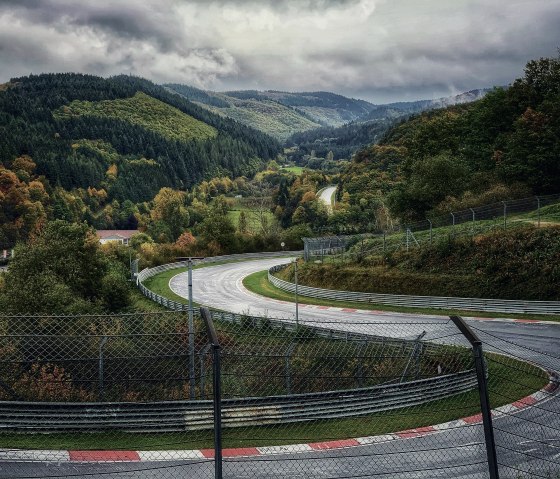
(0, 0, 558, 102)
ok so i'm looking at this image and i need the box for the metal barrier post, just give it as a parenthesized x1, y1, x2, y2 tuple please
(450, 316, 499, 479)
(502, 201, 507, 229)
(176, 256, 204, 400)
(536, 196, 541, 227)
(201, 308, 223, 479)
(285, 342, 297, 394)
(98, 336, 108, 401)
(294, 259, 299, 328)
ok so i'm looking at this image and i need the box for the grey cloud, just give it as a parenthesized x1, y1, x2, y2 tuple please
(0, 0, 558, 103)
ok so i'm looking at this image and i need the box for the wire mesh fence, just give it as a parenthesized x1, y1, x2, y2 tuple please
(0, 309, 557, 478)
(304, 193, 560, 262)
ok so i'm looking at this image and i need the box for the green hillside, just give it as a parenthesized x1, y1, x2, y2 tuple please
(55, 92, 217, 142)
(278, 226, 560, 301)
(207, 96, 321, 142)
(0, 73, 281, 203)
(328, 55, 560, 232)
(225, 90, 375, 126)
(166, 84, 322, 141)
(165, 84, 382, 140)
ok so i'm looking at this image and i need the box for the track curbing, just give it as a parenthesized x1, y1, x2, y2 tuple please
(2, 377, 556, 463)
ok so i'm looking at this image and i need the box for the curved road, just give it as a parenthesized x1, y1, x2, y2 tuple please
(5, 258, 559, 479)
(170, 258, 560, 477)
(319, 185, 337, 213)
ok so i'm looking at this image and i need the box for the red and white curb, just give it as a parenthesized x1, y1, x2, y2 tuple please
(262, 298, 560, 326)
(1, 379, 557, 463)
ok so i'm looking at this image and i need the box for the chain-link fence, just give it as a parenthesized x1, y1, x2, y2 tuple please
(0, 309, 557, 478)
(304, 194, 560, 262)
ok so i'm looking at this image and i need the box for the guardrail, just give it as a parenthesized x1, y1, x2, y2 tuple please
(136, 251, 301, 311)
(0, 371, 475, 433)
(268, 265, 560, 315)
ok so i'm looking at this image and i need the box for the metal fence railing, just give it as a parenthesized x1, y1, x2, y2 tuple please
(268, 265, 560, 315)
(0, 309, 557, 479)
(304, 193, 560, 261)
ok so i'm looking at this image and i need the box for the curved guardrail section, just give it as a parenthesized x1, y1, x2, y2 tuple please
(0, 371, 475, 433)
(268, 264, 560, 315)
(136, 251, 300, 310)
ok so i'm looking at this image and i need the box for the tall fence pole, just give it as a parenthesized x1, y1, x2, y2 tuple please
(176, 256, 205, 400)
(294, 259, 299, 328)
(98, 336, 108, 401)
(536, 196, 541, 227)
(502, 201, 507, 230)
(188, 259, 196, 400)
(201, 308, 223, 479)
(450, 316, 499, 479)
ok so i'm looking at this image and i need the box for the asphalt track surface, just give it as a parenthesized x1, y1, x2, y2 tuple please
(3, 258, 559, 479)
(318, 186, 337, 213)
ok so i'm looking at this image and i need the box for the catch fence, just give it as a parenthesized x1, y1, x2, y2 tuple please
(0, 309, 557, 479)
(304, 193, 560, 261)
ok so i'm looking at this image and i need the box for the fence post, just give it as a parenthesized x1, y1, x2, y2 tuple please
(470, 208, 476, 237)
(536, 196, 541, 227)
(98, 336, 108, 401)
(201, 308, 222, 479)
(356, 340, 367, 388)
(285, 342, 297, 394)
(400, 332, 425, 383)
(199, 343, 212, 399)
(450, 316, 499, 479)
(502, 201, 507, 230)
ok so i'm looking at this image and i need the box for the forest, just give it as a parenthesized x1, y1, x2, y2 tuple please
(1, 55, 559, 265)
(330, 55, 560, 230)
(0, 73, 280, 203)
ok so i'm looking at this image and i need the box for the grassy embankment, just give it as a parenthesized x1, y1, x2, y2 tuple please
(0, 355, 546, 450)
(280, 226, 560, 302)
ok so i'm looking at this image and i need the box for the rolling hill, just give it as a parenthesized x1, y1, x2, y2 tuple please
(0, 73, 281, 203)
(165, 84, 376, 141)
(285, 89, 493, 162)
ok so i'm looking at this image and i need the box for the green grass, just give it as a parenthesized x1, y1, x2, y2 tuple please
(0, 356, 545, 450)
(243, 270, 560, 322)
(227, 205, 275, 232)
(280, 166, 304, 175)
(55, 92, 217, 142)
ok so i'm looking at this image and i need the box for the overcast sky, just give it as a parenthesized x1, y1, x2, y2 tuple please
(0, 0, 559, 103)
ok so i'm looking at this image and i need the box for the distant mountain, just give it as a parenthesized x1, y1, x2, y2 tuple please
(224, 90, 375, 125)
(357, 89, 492, 122)
(164, 84, 376, 141)
(286, 89, 494, 162)
(0, 73, 281, 203)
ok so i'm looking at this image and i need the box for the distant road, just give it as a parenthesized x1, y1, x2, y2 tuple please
(318, 185, 337, 213)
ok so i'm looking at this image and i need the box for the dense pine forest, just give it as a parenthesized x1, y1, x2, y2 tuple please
(0, 73, 280, 203)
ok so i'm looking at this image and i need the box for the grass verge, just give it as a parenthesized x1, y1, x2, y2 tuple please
(0, 357, 546, 450)
(243, 270, 560, 322)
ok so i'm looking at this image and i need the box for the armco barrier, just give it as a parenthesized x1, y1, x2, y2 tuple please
(268, 264, 560, 315)
(136, 251, 301, 311)
(0, 371, 475, 433)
